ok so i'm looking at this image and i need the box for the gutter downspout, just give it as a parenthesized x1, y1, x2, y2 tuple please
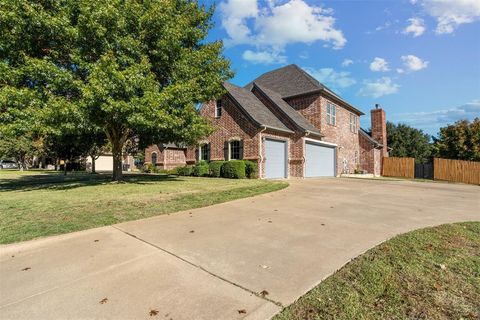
(258, 125, 267, 179)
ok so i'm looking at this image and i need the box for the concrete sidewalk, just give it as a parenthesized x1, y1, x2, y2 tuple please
(1, 178, 479, 319)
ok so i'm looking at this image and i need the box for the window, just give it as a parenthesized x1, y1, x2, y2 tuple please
(229, 140, 242, 160)
(199, 143, 210, 161)
(326, 102, 336, 125)
(151, 152, 157, 164)
(350, 113, 357, 133)
(215, 100, 222, 118)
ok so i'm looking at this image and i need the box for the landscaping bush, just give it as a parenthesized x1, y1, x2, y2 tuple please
(221, 160, 246, 179)
(177, 166, 193, 176)
(209, 161, 225, 177)
(244, 160, 258, 179)
(192, 163, 209, 177)
(142, 163, 156, 173)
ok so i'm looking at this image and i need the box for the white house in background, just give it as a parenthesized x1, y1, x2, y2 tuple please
(85, 154, 135, 172)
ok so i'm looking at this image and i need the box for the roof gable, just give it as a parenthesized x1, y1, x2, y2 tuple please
(253, 83, 322, 136)
(246, 64, 364, 116)
(223, 82, 293, 134)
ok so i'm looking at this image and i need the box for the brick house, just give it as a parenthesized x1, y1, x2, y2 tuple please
(145, 64, 388, 178)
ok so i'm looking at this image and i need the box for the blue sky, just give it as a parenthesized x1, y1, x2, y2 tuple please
(201, 0, 480, 135)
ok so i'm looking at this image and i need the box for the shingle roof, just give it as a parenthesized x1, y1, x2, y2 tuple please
(246, 64, 321, 98)
(246, 64, 364, 116)
(253, 83, 322, 136)
(359, 128, 383, 147)
(223, 82, 293, 134)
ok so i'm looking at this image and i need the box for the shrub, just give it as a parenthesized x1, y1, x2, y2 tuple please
(192, 163, 209, 177)
(142, 163, 156, 173)
(221, 160, 246, 179)
(209, 161, 225, 177)
(177, 166, 193, 176)
(244, 160, 258, 179)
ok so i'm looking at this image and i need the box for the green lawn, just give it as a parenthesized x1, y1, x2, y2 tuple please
(275, 222, 480, 320)
(0, 170, 287, 244)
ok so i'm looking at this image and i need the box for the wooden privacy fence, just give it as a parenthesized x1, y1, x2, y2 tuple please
(434, 158, 480, 185)
(382, 157, 415, 179)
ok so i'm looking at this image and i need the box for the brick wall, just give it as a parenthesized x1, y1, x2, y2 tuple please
(287, 94, 360, 175)
(145, 145, 187, 169)
(199, 96, 261, 162)
(371, 108, 388, 157)
(359, 133, 375, 174)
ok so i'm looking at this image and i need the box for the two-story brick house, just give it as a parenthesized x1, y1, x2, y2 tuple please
(145, 64, 388, 178)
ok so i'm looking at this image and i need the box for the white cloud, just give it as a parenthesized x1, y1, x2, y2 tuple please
(396, 68, 405, 74)
(370, 57, 390, 72)
(413, 0, 480, 34)
(359, 77, 399, 98)
(394, 100, 480, 132)
(305, 67, 356, 92)
(220, 0, 347, 64)
(242, 50, 287, 64)
(401, 55, 429, 71)
(219, 0, 258, 45)
(341, 59, 353, 67)
(403, 18, 426, 37)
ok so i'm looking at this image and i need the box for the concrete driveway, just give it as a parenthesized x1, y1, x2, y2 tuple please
(1, 178, 479, 319)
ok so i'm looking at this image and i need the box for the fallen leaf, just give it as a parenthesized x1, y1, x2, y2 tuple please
(11, 255, 14, 258)
(149, 309, 159, 316)
(268, 220, 272, 223)
(21, 267, 31, 271)
(259, 290, 269, 297)
(330, 206, 334, 209)
(321, 223, 325, 226)
(238, 309, 247, 314)
(439, 264, 447, 270)
(189, 212, 192, 215)
(425, 243, 433, 251)
(94, 240, 99, 242)
(189, 230, 195, 233)
(99, 298, 108, 304)
(259, 265, 271, 269)
(274, 209, 278, 212)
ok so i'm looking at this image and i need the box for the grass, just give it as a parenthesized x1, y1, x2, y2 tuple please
(0, 170, 288, 244)
(275, 222, 480, 320)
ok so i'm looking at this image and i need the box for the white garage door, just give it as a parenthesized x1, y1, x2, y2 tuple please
(305, 142, 336, 177)
(265, 139, 287, 179)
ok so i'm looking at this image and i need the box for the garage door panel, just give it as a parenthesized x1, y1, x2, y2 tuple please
(305, 142, 335, 177)
(265, 139, 286, 179)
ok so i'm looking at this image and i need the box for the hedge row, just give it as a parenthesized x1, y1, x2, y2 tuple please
(177, 160, 258, 179)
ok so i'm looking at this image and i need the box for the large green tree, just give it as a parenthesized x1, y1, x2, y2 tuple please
(0, 0, 231, 180)
(386, 122, 433, 163)
(433, 118, 480, 161)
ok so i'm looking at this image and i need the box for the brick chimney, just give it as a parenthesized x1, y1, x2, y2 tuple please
(371, 104, 388, 157)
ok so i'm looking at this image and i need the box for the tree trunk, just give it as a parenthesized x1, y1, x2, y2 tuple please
(91, 156, 96, 174)
(64, 159, 68, 176)
(106, 128, 129, 181)
(112, 141, 123, 181)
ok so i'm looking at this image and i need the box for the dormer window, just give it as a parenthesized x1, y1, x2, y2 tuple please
(215, 100, 222, 118)
(326, 102, 336, 126)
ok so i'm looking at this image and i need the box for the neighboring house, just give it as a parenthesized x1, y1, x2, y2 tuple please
(145, 64, 388, 178)
(144, 143, 193, 170)
(85, 154, 135, 172)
